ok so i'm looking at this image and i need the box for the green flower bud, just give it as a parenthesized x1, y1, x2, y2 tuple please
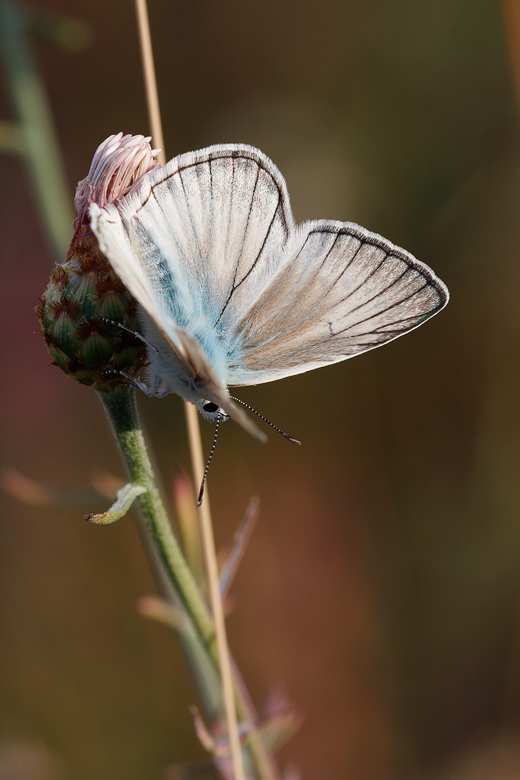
(37, 134, 161, 393)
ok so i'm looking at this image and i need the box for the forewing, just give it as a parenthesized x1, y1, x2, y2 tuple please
(90, 202, 181, 348)
(227, 221, 449, 386)
(111, 144, 295, 337)
(90, 202, 266, 442)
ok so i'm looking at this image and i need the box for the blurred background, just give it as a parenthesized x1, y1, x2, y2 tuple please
(1, 0, 520, 778)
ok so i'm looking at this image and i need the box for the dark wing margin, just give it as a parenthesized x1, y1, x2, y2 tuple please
(92, 146, 448, 400)
(227, 221, 449, 386)
(117, 144, 296, 332)
(90, 202, 268, 441)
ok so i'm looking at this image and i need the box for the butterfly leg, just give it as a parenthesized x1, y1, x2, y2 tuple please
(99, 317, 158, 354)
(99, 369, 164, 397)
(154, 385, 171, 399)
(127, 372, 167, 397)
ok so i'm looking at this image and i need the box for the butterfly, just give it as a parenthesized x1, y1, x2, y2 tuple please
(90, 143, 449, 441)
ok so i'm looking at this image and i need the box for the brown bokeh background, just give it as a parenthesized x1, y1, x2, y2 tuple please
(2, 0, 520, 778)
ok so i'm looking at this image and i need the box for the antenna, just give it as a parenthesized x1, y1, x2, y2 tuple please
(197, 413, 222, 505)
(230, 396, 301, 445)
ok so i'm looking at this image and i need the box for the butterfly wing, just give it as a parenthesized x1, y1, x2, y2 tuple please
(91, 143, 448, 423)
(226, 220, 449, 386)
(103, 144, 294, 339)
(89, 200, 267, 441)
(90, 144, 298, 440)
(91, 143, 296, 360)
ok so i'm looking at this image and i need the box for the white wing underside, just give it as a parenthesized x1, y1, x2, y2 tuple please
(90, 144, 448, 430)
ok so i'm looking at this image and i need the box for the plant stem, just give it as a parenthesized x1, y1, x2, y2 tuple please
(99, 388, 214, 647)
(100, 388, 224, 720)
(99, 387, 281, 780)
(185, 402, 245, 780)
(130, 498, 225, 723)
(133, 3, 246, 774)
(134, 0, 165, 164)
(0, 0, 74, 259)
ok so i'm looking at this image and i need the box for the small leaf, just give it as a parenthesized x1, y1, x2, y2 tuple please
(1, 467, 114, 509)
(190, 707, 221, 755)
(85, 482, 145, 524)
(219, 497, 259, 598)
(136, 595, 192, 636)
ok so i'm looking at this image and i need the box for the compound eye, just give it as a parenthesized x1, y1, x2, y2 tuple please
(196, 400, 230, 423)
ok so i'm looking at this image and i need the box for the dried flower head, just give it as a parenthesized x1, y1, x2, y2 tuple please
(38, 133, 161, 392)
(74, 133, 161, 226)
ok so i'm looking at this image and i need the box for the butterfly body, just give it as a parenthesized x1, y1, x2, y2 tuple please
(140, 309, 231, 403)
(90, 143, 448, 440)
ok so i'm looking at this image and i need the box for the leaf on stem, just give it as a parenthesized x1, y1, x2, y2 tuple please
(1, 467, 122, 508)
(85, 481, 145, 524)
(259, 690, 303, 752)
(257, 707, 303, 753)
(190, 706, 225, 756)
(219, 497, 260, 599)
(136, 595, 192, 636)
(190, 706, 255, 758)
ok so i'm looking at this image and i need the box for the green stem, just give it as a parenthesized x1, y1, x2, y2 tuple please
(0, 0, 75, 259)
(100, 388, 215, 644)
(99, 388, 281, 780)
(131, 494, 225, 723)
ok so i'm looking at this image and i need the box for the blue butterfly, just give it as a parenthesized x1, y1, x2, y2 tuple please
(90, 143, 448, 441)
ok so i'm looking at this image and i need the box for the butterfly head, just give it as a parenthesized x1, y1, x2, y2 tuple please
(196, 400, 230, 423)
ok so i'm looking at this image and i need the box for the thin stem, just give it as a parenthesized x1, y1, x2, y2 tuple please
(131, 503, 225, 723)
(185, 409, 244, 779)
(100, 388, 281, 780)
(100, 388, 227, 724)
(134, 0, 165, 166)
(0, 0, 74, 259)
(99, 389, 214, 646)
(134, 4, 245, 776)
(185, 403, 280, 780)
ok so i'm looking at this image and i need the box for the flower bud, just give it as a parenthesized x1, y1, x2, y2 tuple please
(37, 133, 161, 392)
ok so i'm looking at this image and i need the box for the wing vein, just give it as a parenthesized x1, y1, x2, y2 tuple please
(215, 164, 285, 326)
(321, 239, 366, 301)
(333, 264, 412, 317)
(333, 281, 431, 335)
(204, 157, 214, 268)
(178, 166, 204, 264)
(214, 161, 261, 326)
(223, 155, 236, 279)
